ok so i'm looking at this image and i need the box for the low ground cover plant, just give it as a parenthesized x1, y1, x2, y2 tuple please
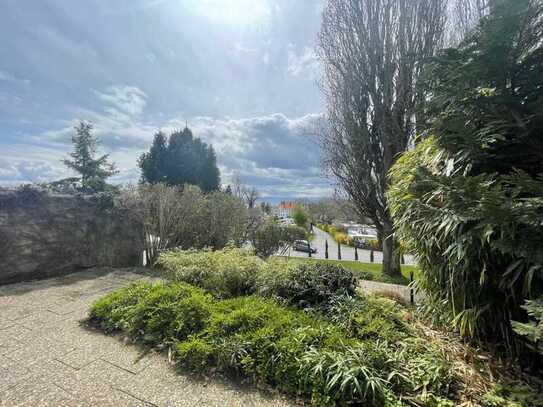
(87, 280, 456, 406)
(88, 248, 541, 405)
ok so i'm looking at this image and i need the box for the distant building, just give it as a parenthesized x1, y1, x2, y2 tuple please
(274, 201, 296, 218)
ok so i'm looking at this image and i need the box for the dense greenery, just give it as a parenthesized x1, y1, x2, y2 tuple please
(88, 280, 457, 406)
(138, 127, 220, 192)
(512, 298, 543, 355)
(88, 247, 543, 405)
(157, 247, 264, 298)
(61, 121, 117, 192)
(157, 248, 355, 309)
(388, 0, 543, 352)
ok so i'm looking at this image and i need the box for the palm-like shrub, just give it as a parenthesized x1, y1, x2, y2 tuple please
(388, 0, 543, 352)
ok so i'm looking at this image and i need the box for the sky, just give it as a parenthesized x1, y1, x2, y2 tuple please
(0, 0, 329, 201)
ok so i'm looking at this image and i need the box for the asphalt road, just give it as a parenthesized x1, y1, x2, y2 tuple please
(287, 226, 416, 265)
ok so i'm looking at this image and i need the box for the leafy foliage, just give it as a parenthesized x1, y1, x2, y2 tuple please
(158, 248, 358, 311)
(87, 280, 456, 406)
(292, 205, 309, 228)
(249, 221, 306, 258)
(157, 247, 264, 298)
(138, 127, 220, 192)
(388, 0, 543, 352)
(62, 121, 117, 192)
(482, 382, 543, 407)
(512, 297, 543, 355)
(257, 261, 357, 310)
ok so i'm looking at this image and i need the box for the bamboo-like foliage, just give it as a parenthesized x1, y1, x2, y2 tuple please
(388, 0, 543, 352)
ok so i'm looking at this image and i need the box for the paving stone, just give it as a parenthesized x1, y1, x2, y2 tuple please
(17, 310, 67, 330)
(33, 359, 149, 406)
(0, 318, 14, 330)
(248, 392, 296, 407)
(197, 381, 294, 407)
(118, 358, 203, 406)
(78, 359, 136, 387)
(55, 344, 107, 370)
(8, 336, 75, 366)
(100, 344, 154, 374)
(46, 299, 83, 316)
(0, 375, 79, 407)
(41, 321, 119, 351)
(0, 324, 32, 348)
(2, 305, 35, 321)
(0, 355, 31, 392)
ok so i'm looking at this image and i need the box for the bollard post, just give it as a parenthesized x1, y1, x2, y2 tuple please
(370, 249, 374, 263)
(401, 255, 405, 265)
(325, 240, 329, 259)
(337, 242, 342, 260)
(354, 246, 358, 261)
(409, 271, 414, 304)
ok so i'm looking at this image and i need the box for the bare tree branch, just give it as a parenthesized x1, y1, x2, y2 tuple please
(317, 0, 447, 275)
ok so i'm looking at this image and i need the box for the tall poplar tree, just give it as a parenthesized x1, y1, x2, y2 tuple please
(317, 0, 447, 276)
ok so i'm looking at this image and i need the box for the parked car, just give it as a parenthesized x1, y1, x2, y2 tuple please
(293, 240, 317, 253)
(279, 217, 295, 226)
(353, 235, 379, 250)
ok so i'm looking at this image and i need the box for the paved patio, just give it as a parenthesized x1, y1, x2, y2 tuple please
(0, 268, 295, 407)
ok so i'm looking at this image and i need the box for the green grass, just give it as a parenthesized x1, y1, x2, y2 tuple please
(274, 256, 418, 285)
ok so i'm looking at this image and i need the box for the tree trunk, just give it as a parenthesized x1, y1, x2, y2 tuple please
(381, 222, 401, 277)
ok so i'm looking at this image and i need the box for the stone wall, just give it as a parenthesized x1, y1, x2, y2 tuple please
(0, 188, 144, 284)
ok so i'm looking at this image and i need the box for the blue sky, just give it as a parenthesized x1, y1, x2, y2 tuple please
(0, 0, 329, 200)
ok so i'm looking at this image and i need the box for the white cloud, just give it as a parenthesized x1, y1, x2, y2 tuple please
(93, 85, 147, 117)
(6, 85, 330, 198)
(287, 45, 320, 77)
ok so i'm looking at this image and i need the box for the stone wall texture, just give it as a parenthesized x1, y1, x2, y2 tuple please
(0, 188, 144, 284)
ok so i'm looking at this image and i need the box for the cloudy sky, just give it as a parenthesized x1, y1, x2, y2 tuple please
(0, 0, 329, 200)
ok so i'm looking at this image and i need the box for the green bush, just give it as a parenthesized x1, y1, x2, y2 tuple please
(292, 205, 309, 228)
(258, 262, 357, 310)
(159, 248, 358, 311)
(87, 282, 213, 345)
(482, 382, 543, 407)
(157, 247, 264, 298)
(327, 295, 410, 343)
(512, 297, 543, 355)
(87, 281, 457, 406)
(333, 231, 353, 246)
